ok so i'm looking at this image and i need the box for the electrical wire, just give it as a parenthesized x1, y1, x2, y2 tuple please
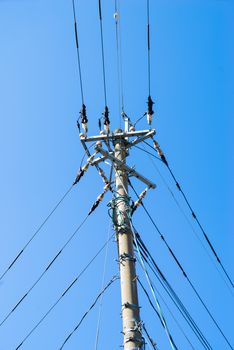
(138, 276, 196, 350)
(144, 140, 234, 290)
(94, 221, 111, 350)
(140, 144, 234, 297)
(14, 233, 115, 350)
(59, 275, 118, 349)
(114, 0, 125, 125)
(98, 0, 107, 106)
(135, 232, 213, 350)
(130, 221, 179, 350)
(71, 0, 84, 104)
(129, 181, 233, 349)
(0, 185, 73, 283)
(0, 190, 108, 328)
(146, 0, 151, 96)
(142, 323, 159, 350)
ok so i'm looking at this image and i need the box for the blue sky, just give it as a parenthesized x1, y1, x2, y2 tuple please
(0, 0, 233, 349)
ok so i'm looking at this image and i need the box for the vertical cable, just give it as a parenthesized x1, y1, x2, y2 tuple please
(71, 0, 84, 104)
(98, 0, 107, 106)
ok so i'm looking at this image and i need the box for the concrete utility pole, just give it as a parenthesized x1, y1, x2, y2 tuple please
(80, 126, 156, 350)
(114, 130, 142, 350)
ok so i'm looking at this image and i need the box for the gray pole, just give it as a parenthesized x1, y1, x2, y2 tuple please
(114, 129, 143, 350)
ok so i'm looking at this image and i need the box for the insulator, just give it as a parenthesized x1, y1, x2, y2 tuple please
(87, 154, 95, 164)
(97, 192, 105, 202)
(104, 123, 110, 133)
(129, 126, 135, 132)
(100, 130, 105, 135)
(96, 141, 102, 147)
(82, 163, 89, 172)
(104, 183, 110, 192)
(82, 122, 88, 133)
(79, 133, 85, 139)
(113, 12, 119, 21)
(147, 113, 153, 126)
(139, 188, 148, 200)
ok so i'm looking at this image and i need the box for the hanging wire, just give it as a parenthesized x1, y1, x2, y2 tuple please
(136, 240, 213, 350)
(146, 0, 151, 96)
(98, 0, 107, 107)
(71, 0, 84, 104)
(140, 143, 234, 297)
(130, 222, 179, 350)
(144, 140, 234, 291)
(94, 220, 112, 350)
(15, 233, 115, 350)
(0, 185, 73, 283)
(114, 0, 125, 126)
(129, 181, 233, 350)
(59, 275, 118, 349)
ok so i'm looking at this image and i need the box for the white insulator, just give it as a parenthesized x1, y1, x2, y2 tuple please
(79, 133, 85, 139)
(104, 183, 110, 192)
(147, 113, 153, 125)
(129, 126, 135, 132)
(113, 12, 119, 21)
(99, 168, 104, 176)
(87, 155, 95, 164)
(82, 122, 88, 133)
(82, 163, 89, 172)
(134, 200, 141, 207)
(96, 140, 102, 147)
(139, 188, 148, 199)
(97, 192, 105, 202)
(100, 130, 105, 135)
(104, 124, 110, 133)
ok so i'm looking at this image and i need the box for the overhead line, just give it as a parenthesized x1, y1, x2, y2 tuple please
(71, 0, 84, 104)
(59, 275, 118, 349)
(144, 140, 234, 291)
(14, 233, 115, 350)
(0, 185, 73, 283)
(129, 181, 233, 349)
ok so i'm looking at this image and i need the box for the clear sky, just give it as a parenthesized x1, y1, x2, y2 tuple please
(0, 0, 233, 349)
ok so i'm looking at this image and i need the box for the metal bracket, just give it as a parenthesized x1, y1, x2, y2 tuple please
(94, 146, 156, 189)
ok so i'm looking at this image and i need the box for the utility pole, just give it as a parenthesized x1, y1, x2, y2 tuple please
(114, 129, 142, 350)
(80, 126, 156, 350)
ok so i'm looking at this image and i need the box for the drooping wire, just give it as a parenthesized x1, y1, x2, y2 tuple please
(136, 235, 213, 350)
(138, 276, 195, 350)
(98, 0, 107, 107)
(0, 190, 109, 328)
(129, 181, 233, 350)
(59, 275, 118, 350)
(94, 221, 111, 350)
(146, 0, 151, 96)
(144, 140, 234, 290)
(130, 221, 179, 350)
(71, 0, 84, 104)
(141, 144, 234, 297)
(0, 185, 73, 283)
(114, 0, 125, 125)
(142, 323, 159, 350)
(15, 233, 115, 350)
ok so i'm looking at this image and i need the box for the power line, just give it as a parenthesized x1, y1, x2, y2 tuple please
(129, 181, 233, 349)
(136, 235, 213, 350)
(146, 0, 151, 96)
(14, 233, 115, 350)
(143, 140, 234, 290)
(98, 0, 107, 107)
(59, 275, 118, 349)
(71, 0, 84, 104)
(0, 187, 110, 328)
(0, 185, 73, 283)
(141, 144, 233, 297)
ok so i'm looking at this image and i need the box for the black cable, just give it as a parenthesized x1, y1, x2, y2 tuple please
(146, 0, 151, 96)
(0, 189, 109, 328)
(71, 0, 84, 104)
(59, 275, 118, 349)
(129, 181, 233, 349)
(142, 324, 159, 350)
(98, 0, 107, 106)
(136, 235, 213, 350)
(144, 140, 234, 290)
(0, 185, 73, 283)
(14, 233, 115, 350)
